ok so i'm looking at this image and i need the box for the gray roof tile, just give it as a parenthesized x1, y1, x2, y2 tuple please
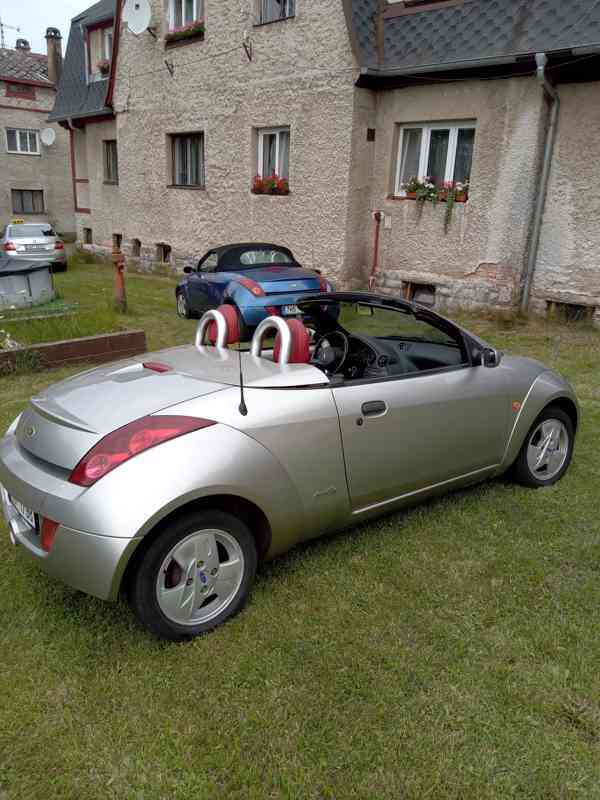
(355, 0, 600, 71)
(0, 47, 51, 84)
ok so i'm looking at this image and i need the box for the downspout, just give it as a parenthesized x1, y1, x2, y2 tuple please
(368, 211, 383, 290)
(520, 53, 560, 313)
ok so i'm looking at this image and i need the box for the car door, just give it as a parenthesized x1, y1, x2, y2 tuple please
(187, 251, 220, 313)
(330, 304, 512, 512)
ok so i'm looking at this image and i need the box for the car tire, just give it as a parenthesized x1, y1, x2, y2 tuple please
(128, 510, 257, 641)
(511, 405, 574, 488)
(176, 290, 191, 319)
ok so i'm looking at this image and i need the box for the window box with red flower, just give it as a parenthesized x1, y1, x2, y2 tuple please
(251, 172, 289, 196)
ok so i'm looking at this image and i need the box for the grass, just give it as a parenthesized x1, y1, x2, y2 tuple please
(1, 259, 600, 798)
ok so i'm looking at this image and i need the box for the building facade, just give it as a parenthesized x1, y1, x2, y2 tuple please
(51, 0, 600, 322)
(0, 31, 74, 234)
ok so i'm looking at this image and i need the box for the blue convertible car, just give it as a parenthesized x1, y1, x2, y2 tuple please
(175, 243, 333, 336)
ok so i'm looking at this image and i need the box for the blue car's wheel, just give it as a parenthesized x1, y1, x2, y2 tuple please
(176, 291, 192, 319)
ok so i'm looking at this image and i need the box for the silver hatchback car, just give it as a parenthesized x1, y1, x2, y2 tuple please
(1, 222, 67, 271)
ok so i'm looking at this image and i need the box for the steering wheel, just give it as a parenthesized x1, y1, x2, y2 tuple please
(311, 331, 349, 374)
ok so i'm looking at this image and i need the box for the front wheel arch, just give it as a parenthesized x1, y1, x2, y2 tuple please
(119, 494, 272, 598)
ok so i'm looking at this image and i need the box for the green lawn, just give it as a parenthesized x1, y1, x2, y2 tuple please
(1, 260, 600, 799)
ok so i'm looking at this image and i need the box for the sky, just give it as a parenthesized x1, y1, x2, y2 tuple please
(0, 0, 86, 54)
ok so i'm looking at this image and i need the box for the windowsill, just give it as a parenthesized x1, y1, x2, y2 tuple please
(11, 211, 47, 216)
(251, 191, 291, 197)
(253, 15, 295, 27)
(7, 151, 41, 157)
(387, 193, 469, 204)
(167, 184, 206, 190)
(164, 31, 205, 49)
(103, 180, 119, 185)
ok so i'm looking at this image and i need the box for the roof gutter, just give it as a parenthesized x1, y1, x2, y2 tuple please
(520, 53, 560, 313)
(360, 54, 518, 78)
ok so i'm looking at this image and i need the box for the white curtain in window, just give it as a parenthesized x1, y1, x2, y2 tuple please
(175, 135, 204, 186)
(427, 129, 449, 185)
(399, 128, 421, 184)
(262, 133, 277, 176)
(278, 130, 290, 177)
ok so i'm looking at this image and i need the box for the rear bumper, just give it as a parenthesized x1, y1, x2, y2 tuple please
(0, 434, 139, 601)
(0, 483, 137, 601)
(4, 252, 66, 265)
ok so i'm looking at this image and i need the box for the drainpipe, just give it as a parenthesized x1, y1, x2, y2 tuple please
(368, 211, 383, 290)
(520, 53, 560, 313)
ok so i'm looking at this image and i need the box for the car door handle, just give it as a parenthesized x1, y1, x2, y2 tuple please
(361, 401, 387, 417)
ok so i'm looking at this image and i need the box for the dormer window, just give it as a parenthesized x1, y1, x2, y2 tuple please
(87, 22, 113, 81)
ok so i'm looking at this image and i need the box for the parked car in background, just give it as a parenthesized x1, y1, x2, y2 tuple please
(175, 243, 332, 336)
(0, 293, 578, 640)
(1, 222, 67, 272)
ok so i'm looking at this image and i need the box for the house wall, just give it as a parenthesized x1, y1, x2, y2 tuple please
(369, 77, 547, 310)
(1, 83, 75, 234)
(79, 0, 361, 284)
(532, 81, 600, 319)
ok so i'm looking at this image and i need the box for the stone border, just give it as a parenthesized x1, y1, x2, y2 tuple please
(0, 329, 146, 372)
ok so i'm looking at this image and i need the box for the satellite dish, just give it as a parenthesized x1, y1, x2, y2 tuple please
(40, 127, 56, 146)
(123, 0, 152, 35)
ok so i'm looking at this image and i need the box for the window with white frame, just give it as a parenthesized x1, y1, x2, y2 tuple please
(394, 121, 476, 195)
(257, 127, 290, 178)
(87, 25, 113, 79)
(169, 0, 204, 29)
(257, 0, 295, 24)
(6, 128, 39, 155)
(171, 133, 205, 187)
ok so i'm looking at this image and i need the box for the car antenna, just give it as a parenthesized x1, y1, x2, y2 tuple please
(237, 342, 248, 416)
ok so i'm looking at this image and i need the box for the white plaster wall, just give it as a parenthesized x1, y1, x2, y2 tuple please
(83, 0, 361, 283)
(1, 84, 75, 233)
(532, 81, 600, 312)
(368, 77, 546, 308)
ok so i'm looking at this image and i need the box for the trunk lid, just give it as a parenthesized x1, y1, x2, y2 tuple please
(242, 266, 321, 295)
(16, 355, 228, 470)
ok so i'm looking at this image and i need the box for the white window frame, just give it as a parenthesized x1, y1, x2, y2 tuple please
(5, 128, 40, 155)
(257, 127, 289, 178)
(169, 0, 203, 29)
(257, 0, 295, 24)
(394, 120, 476, 196)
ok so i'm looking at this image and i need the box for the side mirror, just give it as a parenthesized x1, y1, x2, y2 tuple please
(183, 266, 193, 274)
(482, 347, 502, 368)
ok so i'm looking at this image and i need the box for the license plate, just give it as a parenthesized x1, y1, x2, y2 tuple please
(26, 245, 45, 251)
(11, 497, 37, 530)
(282, 304, 301, 316)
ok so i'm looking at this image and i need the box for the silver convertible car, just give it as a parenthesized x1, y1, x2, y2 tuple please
(0, 293, 578, 640)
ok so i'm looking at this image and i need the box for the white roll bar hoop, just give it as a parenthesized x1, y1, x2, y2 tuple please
(196, 309, 228, 350)
(251, 316, 292, 365)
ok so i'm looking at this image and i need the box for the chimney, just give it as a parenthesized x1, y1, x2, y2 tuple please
(45, 27, 63, 86)
(15, 39, 31, 51)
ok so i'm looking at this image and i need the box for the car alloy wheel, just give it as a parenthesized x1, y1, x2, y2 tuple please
(128, 510, 257, 641)
(176, 292, 188, 318)
(512, 406, 574, 488)
(156, 529, 244, 626)
(526, 419, 569, 482)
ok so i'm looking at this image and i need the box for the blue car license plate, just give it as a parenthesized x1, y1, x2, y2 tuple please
(282, 304, 301, 316)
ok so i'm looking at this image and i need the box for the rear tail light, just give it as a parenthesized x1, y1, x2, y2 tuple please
(69, 415, 216, 487)
(238, 277, 265, 297)
(318, 276, 329, 292)
(54, 240, 65, 250)
(4, 241, 16, 252)
(41, 518, 59, 552)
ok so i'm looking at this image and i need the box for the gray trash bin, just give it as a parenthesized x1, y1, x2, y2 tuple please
(0, 255, 55, 309)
